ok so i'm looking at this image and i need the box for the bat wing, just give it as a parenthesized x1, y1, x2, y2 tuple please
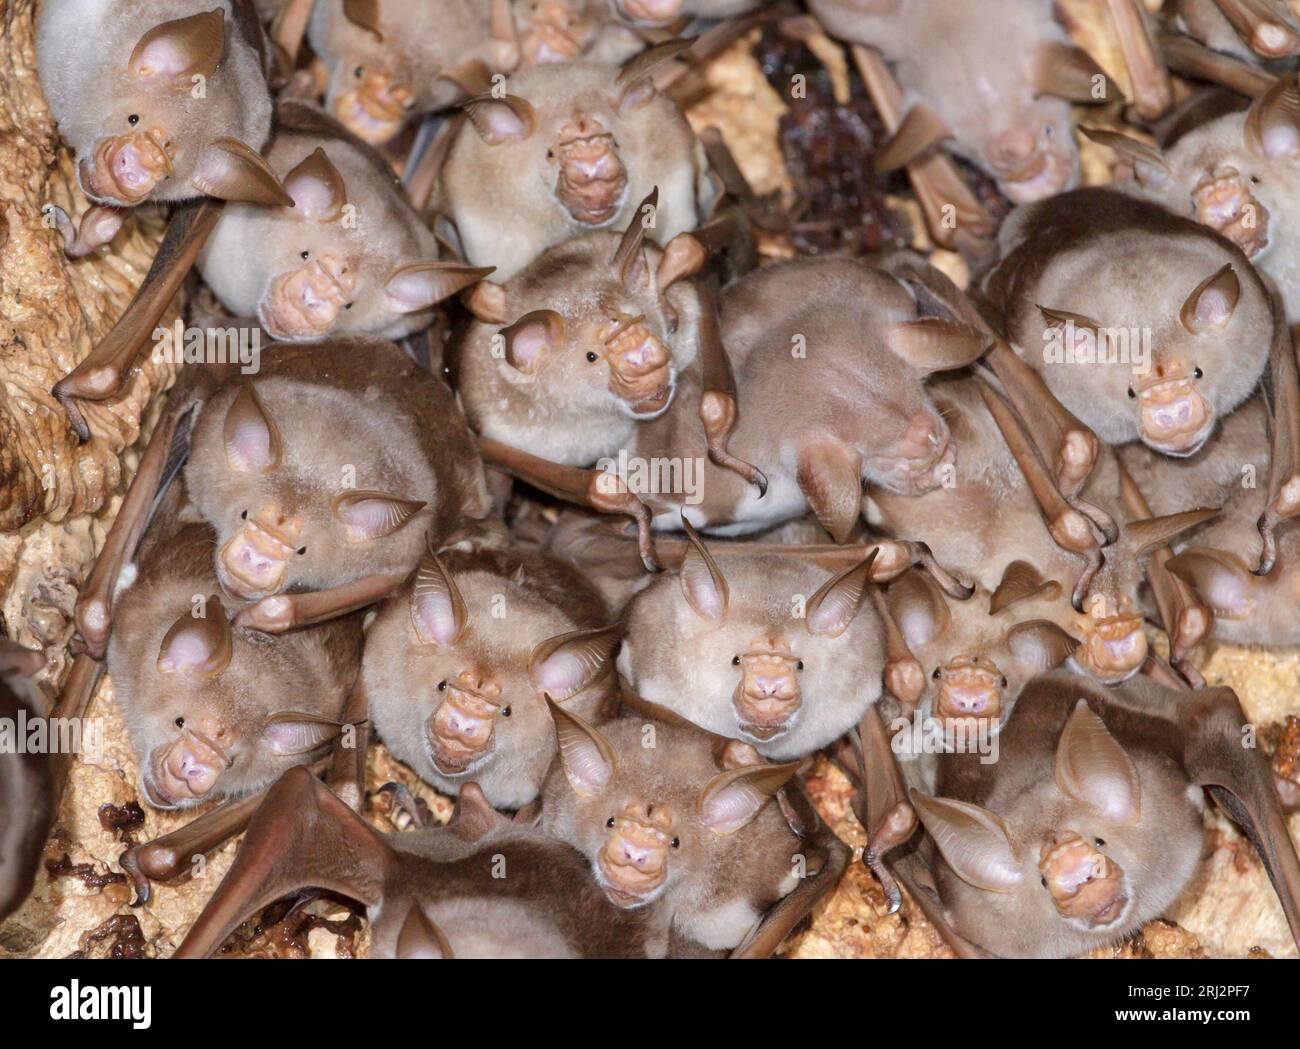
(1184, 687, 1300, 951)
(1257, 295, 1300, 574)
(173, 766, 390, 958)
(0, 652, 55, 922)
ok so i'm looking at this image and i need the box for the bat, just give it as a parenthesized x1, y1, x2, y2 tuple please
(612, 0, 767, 27)
(514, 0, 646, 66)
(0, 642, 53, 922)
(617, 521, 887, 761)
(857, 669, 1300, 957)
(1170, 0, 1300, 60)
(198, 102, 492, 342)
(364, 543, 620, 810)
(540, 701, 848, 953)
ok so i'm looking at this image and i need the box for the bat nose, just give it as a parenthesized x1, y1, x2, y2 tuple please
(619, 0, 684, 21)
(899, 411, 943, 458)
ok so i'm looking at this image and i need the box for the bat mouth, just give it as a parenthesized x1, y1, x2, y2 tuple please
(875, 428, 955, 496)
(334, 81, 411, 145)
(82, 132, 172, 206)
(1041, 834, 1129, 929)
(933, 662, 1004, 724)
(144, 731, 230, 810)
(1194, 171, 1271, 259)
(1073, 613, 1147, 682)
(1137, 379, 1213, 456)
(622, 378, 674, 416)
(426, 682, 501, 774)
(554, 127, 627, 226)
(217, 525, 295, 601)
(597, 828, 670, 907)
(995, 148, 1073, 206)
(522, 1, 590, 63)
(261, 261, 352, 341)
(615, 0, 684, 26)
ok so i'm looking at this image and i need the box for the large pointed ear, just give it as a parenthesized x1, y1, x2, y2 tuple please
(612, 188, 657, 294)
(260, 710, 342, 755)
(1032, 41, 1109, 102)
(874, 103, 949, 172)
(156, 596, 232, 679)
(283, 148, 348, 220)
(615, 38, 692, 113)
(386, 262, 496, 314)
(1038, 305, 1106, 358)
(499, 310, 565, 374)
(1124, 507, 1220, 557)
(884, 318, 989, 375)
(655, 231, 706, 296)
(447, 782, 507, 843)
(546, 697, 616, 797)
(192, 139, 295, 206)
(679, 517, 729, 622)
(1166, 548, 1257, 618)
(1006, 619, 1077, 671)
(1055, 699, 1141, 823)
(396, 904, 453, 959)
(990, 560, 1061, 613)
(806, 550, 878, 638)
(332, 491, 427, 543)
(1245, 76, 1300, 160)
(1080, 127, 1171, 188)
(1180, 264, 1240, 334)
(463, 94, 536, 144)
(910, 791, 1023, 893)
(224, 385, 281, 473)
(342, 0, 383, 39)
(796, 438, 863, 545)
(528, 625, 620, 700)
(886, 569, 949, 650)
(410, 548, 467, 646)
(129, 9, 226, 85)
(697, 761, 800, 835)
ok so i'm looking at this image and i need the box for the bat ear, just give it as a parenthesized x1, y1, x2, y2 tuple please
(1006, 619, 1077, 671)
(396, 904, 453, 959)
(129, 9, 225, 84)
(1124, 508, 1220, 559)
(1245, 76, 1300, 160)
(1165, 548, 1257, 618)
(156, 596, 233, 679)
(261, 710, 342, 756)
(1079, 127, 1171, 188)
(806, 550, 878, 638)
(499, 310, 565, 374)
(342, 0, 384, 39)
(910, 790, 1023, 892)
(192, 139, 295, 206)
(546, 697, 616, 797)
(612, 188, 658, 294)
(679, 517, 729, 622)
(385, 262, 496, 314)
(656, 232, 707, 295)
(1180, 263, 1240, 334)
(332, 490, 427, 542)
(697, 761, 800, 835)
(463, 94, 536, 144)
(283, 148, 349, 220)
(465, 280, 510, 324)
(990, 560, 1061, 613)
(224, 385, 282, 473)
(884, 318, 989, 375)
(447, 782, 507, 843)
(615, 38, 691, 113)
(411, 548, 468, 646)
(528, 625, 620, 700)
(1031, 41, 1108, 103)
(1055, 699, 1141, 823)
(874, 103, 949, 172)
(886, 569, 950, 649)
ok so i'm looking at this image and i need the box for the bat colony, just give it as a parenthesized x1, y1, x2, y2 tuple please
(4, 0, 1300, 959)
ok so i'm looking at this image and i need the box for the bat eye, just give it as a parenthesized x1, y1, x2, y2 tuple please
(1041, 876, 1048, 888)
(585, 351, 598, 363)
(1193, 367, 1203, 380)
(796, 660, 804, 671)
(546, 149, 555, 161)
(1250, 175, 1261, 185)
(344, 303, 353, 310)
(1000, 676, 1008, 688)
(1094, 837, 1106, 848)
(670, 837, 680, 849)
(606, 817, 616, 828)
(932, 667, 942, 680)
(500, 706, 512, 718)
(437, 680, 448, 692)
(300, 250, 310, 260)
(240, 509, 248, 521)
(174, 717, 185, 728)
(354, 66, 364, 79)
(731, 655, 741, 666)
(128, 114, 140, 126)
(296, 546, 307, 556)
(1126, 387, 1136, 399)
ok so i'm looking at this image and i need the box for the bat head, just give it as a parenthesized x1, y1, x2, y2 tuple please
(313, 1, 417, 145)
(542, 709, 800, 931)
(619, 528, 886, 759)
(613, 0, 759, 26)
(518, 0, 607, 64)
(186, 380, 433, 601)
(125, 596, 343, 810)
(365, 548, 619, 809)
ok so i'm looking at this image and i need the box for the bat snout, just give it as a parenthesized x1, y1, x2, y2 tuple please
(333, 75, 412, 145)
(84, 132, 171, 206)
(934, 660, 1004, 724)
(986, 129, 1074, 205)
(427, 677, 503, 775)
(1194, 173, 1271, 259)
(732, 648, 802, 740)
(598, 804, 674, 905)
(1075, 613, 1147, 683)
(522, 0, 590, 63)
(1138, 378, 1213, 455)
(218, 514, 299, 599)
(147, 727, 231, 808)
(554, 125, 627, 225)
(616, 0, 685, 25)
(1039, 833, 1128, 928)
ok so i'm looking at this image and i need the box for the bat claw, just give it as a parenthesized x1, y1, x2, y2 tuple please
(54, 384, 91, 444)
(118, 847, 153, 908)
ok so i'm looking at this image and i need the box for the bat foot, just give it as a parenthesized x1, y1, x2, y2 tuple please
(53, 384, 91, 444)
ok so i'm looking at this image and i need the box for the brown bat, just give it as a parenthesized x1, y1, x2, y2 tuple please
(540, 702, 848, 953)
(806, 0, 1171, 203)
(980, 186, 1275, 459)
(0, 641, 53, 922)
(308, 0, 521, 146)
(437, 49, 718, 280)
(198, 102, 491, 342)
(513, 0, 646, 65)
(35, 1, 291, 256)
(858, 669, 1300, 957)
(364, 543, 620, 809)
(108, 510, 365, 811)
(617, 522, 887, 760)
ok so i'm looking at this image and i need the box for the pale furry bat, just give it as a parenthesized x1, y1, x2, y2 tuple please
(860, 670, 1300, 957)
(611, 0, 765, 27)
(514, 0, 646, 65)
(198, 103, 491, 342)
(365, 544, 619, 810)
(1087, 78, 1300, 321)
(73, 338, 492, 662)
(108, 511, 364, 811)
(981, 186, 1275, 458)
(806, 0, 1160, 202)
(617, 523, 886, 760)
(308, 0, 520, 145)
(541, 705, 844, 953)
(438, 56, 717, 280)
(35, 0, 291, 255)
(0, 642, 53, 921)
